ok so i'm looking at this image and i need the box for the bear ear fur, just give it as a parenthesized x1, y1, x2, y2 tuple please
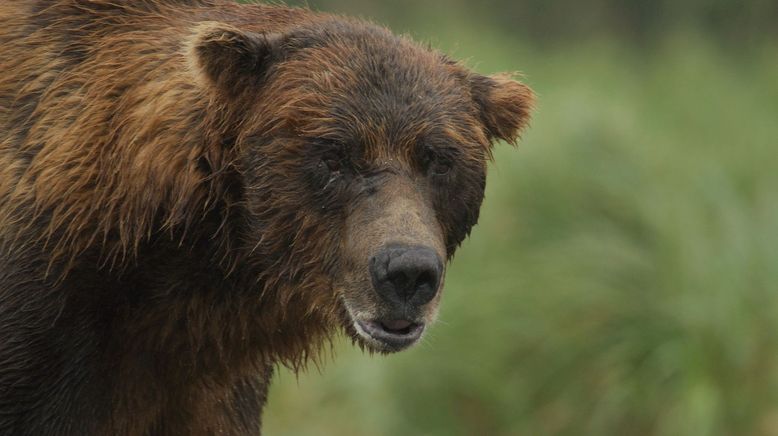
(191, 23, 283, 96)
(469, 73, 535, 145)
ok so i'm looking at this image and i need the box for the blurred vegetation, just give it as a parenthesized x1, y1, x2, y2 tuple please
(250, 0, 778, 435)
(277, 0, 778, 48)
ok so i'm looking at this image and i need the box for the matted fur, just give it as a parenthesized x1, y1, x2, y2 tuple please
(0, 1, 534, 434)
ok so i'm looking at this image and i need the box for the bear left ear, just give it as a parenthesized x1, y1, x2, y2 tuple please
(469, 73, 535, 145)
(191, 23, 283, 96)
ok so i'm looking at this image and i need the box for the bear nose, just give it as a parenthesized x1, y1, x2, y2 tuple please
(370, 244, 443, 306)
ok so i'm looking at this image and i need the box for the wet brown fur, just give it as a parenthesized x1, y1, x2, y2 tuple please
(0, 1, 534, 434)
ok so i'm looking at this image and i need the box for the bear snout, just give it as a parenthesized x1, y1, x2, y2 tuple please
(369, 243, 443, 307)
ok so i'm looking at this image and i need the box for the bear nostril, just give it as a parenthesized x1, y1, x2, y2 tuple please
(415, 270, 436, 293)
(370, 244, 442, 305)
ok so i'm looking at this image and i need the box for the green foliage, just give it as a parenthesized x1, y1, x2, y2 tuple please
(279, 0, 778, 47)
(257, 3, 778, 435)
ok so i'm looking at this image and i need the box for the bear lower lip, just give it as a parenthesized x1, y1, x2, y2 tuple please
(380, 319, 413, 332)
(355, 319, 424, 350)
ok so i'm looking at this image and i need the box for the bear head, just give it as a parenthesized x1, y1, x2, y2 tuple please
(189, 18, 534, 353)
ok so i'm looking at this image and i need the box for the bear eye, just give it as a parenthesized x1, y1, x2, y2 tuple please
(431, 158, 451, 176)
(324, 157, 341, 173)
(321, 152, 342, 173)
(421, 145, 456, 177)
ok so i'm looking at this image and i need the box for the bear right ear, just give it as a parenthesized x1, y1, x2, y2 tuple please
(468, 73, 535, 145)
(191, 23, 282, 96)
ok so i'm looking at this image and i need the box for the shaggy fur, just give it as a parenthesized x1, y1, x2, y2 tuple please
(0, 1, 534, 434)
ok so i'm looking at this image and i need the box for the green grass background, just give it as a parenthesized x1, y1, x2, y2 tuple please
(243, 1, 778, 434)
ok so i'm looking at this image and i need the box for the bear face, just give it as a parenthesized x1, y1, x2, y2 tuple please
(191, 19, 534, 353)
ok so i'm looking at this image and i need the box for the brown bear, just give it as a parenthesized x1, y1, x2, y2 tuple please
(0, 0, 534, 434)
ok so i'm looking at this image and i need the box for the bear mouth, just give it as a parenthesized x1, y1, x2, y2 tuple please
(353, 318, 425, 352)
